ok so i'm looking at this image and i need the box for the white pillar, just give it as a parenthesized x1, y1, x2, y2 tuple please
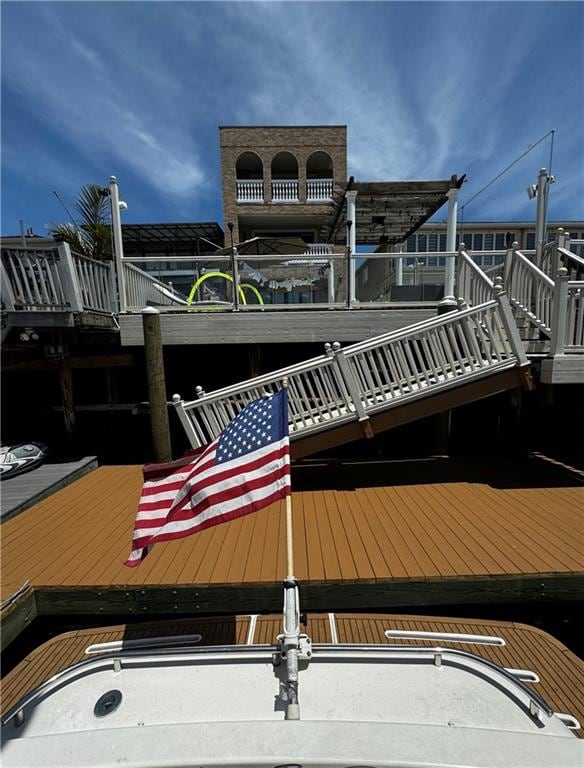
(439, 187, 458, 312)
(534, 168, 548, 265)
(109, 176, 126, 312)
(346, 190, 358, 302)
(395, 244, 403, 287)
(327, 259, 335, 303)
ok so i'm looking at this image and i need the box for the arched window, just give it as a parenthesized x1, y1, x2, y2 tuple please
(306, 151, 333, 180)
(236, 152, 263, 180)
(306, 151, 333, 201)
(236, 153, 264, 203)
(271, 152, 299, 202)
(271, 152, 298, 180)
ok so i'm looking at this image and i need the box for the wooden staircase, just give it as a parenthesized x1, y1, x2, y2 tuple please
(173, 286, 533, 457)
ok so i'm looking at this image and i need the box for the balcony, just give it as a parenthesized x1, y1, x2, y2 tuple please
(307, 178, 333, 201)
(271, 180, 299, 202)
(236, 180, 264, 203)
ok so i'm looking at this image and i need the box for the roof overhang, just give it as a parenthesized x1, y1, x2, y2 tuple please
(328, 175, 465, 246)
(122, 222, 224, 249)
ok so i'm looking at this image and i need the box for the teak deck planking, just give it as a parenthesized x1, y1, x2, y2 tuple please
(1, 613, 583, 739)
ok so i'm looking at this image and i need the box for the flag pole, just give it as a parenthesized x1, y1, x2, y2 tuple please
(285, 495, 294, 576)
(280, 377, 301, 720)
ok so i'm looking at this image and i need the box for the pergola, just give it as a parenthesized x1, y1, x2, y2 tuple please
(325, 175, 465, 247)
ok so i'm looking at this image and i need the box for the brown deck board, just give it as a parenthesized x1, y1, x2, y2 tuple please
(0, 464, 582, 622)
(2, 613, 582, 740)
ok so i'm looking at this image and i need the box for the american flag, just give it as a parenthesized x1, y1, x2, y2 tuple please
(125, 389, 290, 567)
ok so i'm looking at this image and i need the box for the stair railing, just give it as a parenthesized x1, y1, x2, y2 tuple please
(550, 267, 584, 355)
(123, 261, 188, 309)
(456, 246, 494, 307)
(173, 291, 526, 449)
(504, 242, 554, 335)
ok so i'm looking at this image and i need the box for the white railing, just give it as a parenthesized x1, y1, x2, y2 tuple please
(72, 252, 115, 313)
(506, 249, 554, 334)
(271, 180, 299, 202)
(307, 179, 333, 201)
(174, 291, 526, 449)
(1, 247, 68, 311)
(550, 268, 584, 355)
(565, 282, 584, 351)
(236, 180, 263, 203)
(457, 250, 495, 307)
(306, 244, 334, 255)
(558, 246, 584, 282)
(123, 261, 187, 309)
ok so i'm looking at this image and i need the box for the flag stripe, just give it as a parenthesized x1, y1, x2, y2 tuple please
(138, 446, 289, 520)
(124, 390, 291, 567)
(129, 475, 290, 550)
(134, 452, 289, 528)
(138, 439, 288, 509)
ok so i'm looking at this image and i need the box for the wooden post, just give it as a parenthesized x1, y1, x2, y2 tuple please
(57, 356, 75, 443)
(142, 307, 172, 462)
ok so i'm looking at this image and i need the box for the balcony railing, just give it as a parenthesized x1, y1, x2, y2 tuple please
(307, 178, 333, 201)
(271, 180, 299, 202)
(236, 180, 264, 203)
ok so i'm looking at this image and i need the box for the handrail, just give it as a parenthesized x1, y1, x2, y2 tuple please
(558, 246, 584, 270)
(456, 249, 494, 307)
(124, 261, 188, 308)
(506, 249, 554, 335)
(514, 250, 554, 288)
(175, 294, 522, 449)
(459, 250, 495, 288)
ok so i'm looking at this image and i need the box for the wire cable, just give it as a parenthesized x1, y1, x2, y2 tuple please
(459, 129, 555, 220)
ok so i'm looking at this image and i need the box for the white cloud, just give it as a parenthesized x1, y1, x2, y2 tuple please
(2, 5, 205, 199)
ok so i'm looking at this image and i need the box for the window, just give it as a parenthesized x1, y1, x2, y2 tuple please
(483, 255, 493, 266)
(526, 232, 535, 249)
(306, 151, 333, 180)
(439, 234, 447, 251)
(484, 233, 494, 250)
(495, 233, 505, 249)
(438, 257, 446, 266)
(474, 234, 484, 251)
(406, 236, 416, 252)
(428, 257, 438, 266)
(236, 152, 263, 180)
(417, 234, 427, 251)
(428, 234, 438, 252)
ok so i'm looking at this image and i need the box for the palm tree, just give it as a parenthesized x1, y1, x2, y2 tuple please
(49, 184, 112, 261)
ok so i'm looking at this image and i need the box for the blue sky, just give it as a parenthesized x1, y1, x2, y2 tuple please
(2, 1, 583, 237)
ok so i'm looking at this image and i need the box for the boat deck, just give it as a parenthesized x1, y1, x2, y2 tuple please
(1, 455, 582, 648)
(2, 612, 583, 738)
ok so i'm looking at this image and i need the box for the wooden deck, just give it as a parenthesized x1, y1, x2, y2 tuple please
(2, 613, 583, 738)
(1, 456, 582, 648)
(119, 307, 436, 346)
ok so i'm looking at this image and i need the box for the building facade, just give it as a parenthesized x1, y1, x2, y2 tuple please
(356, 220, 584, 303)
(220, 125, 347, 245)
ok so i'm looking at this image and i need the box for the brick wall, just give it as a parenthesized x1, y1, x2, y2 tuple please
(220, 126, 347, 243)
